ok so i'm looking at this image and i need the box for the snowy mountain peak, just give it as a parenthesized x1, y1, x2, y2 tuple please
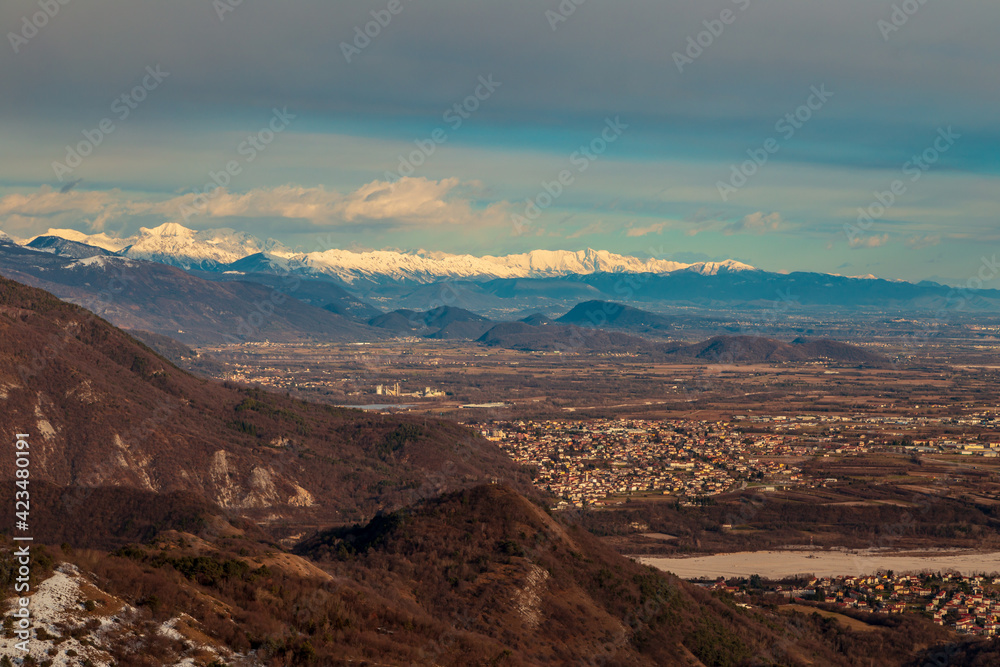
(140, 222, 194, 238)
(687, 259, 757, 275)
(33, 224, 288, 270)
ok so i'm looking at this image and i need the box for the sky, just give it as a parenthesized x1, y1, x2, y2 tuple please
(0, 0, 997, 285)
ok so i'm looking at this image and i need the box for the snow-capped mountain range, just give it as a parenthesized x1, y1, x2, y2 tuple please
(33, 223, 288, 270)
(20, 223, 756, 283)
(289, 248, 754, 284)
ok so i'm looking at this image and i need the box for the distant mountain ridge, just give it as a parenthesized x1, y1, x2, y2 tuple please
(477, 315, 888, 365)
(31, 223, 288, 270)
(0, 241, 384, 344)
(27, 235, 117, 259)
(290, 247, 755, 284)
(10, 224, 1000, 317)
(26, 223, 755, 283)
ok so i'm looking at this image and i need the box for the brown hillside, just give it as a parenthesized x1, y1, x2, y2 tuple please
(0, 275, 530, 534)
(295, 484, 930, 666)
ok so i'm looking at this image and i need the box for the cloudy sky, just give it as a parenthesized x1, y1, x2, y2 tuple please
(1, 0, 997, 284)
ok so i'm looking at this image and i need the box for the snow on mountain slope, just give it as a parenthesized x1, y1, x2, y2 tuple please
(36, 228, 129, 252)
(0, 562, 246, 666)
(292, 248, 755, 283)
(66, 255, 140, 269)
(693, 260, 757, 276)
(27, 224, 756, 282)
(32, 223, 288, 269)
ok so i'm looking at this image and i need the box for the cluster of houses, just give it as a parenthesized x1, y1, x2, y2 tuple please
(484, 410, 1000, 511)
(712, 572, 1000, 636)
(739, 412, 1000, 456)
(485, 418, 810, 507)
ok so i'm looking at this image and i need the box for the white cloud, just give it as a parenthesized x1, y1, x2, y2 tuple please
(565, 221, 609, 239)
(0, 186, 139, 235)
(723, 211, 782, 235)
(849, 233, 890, 248)
(0, 178, 509, 238)
(625, 222, 667, 237)
(904, 234, 941, 249)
